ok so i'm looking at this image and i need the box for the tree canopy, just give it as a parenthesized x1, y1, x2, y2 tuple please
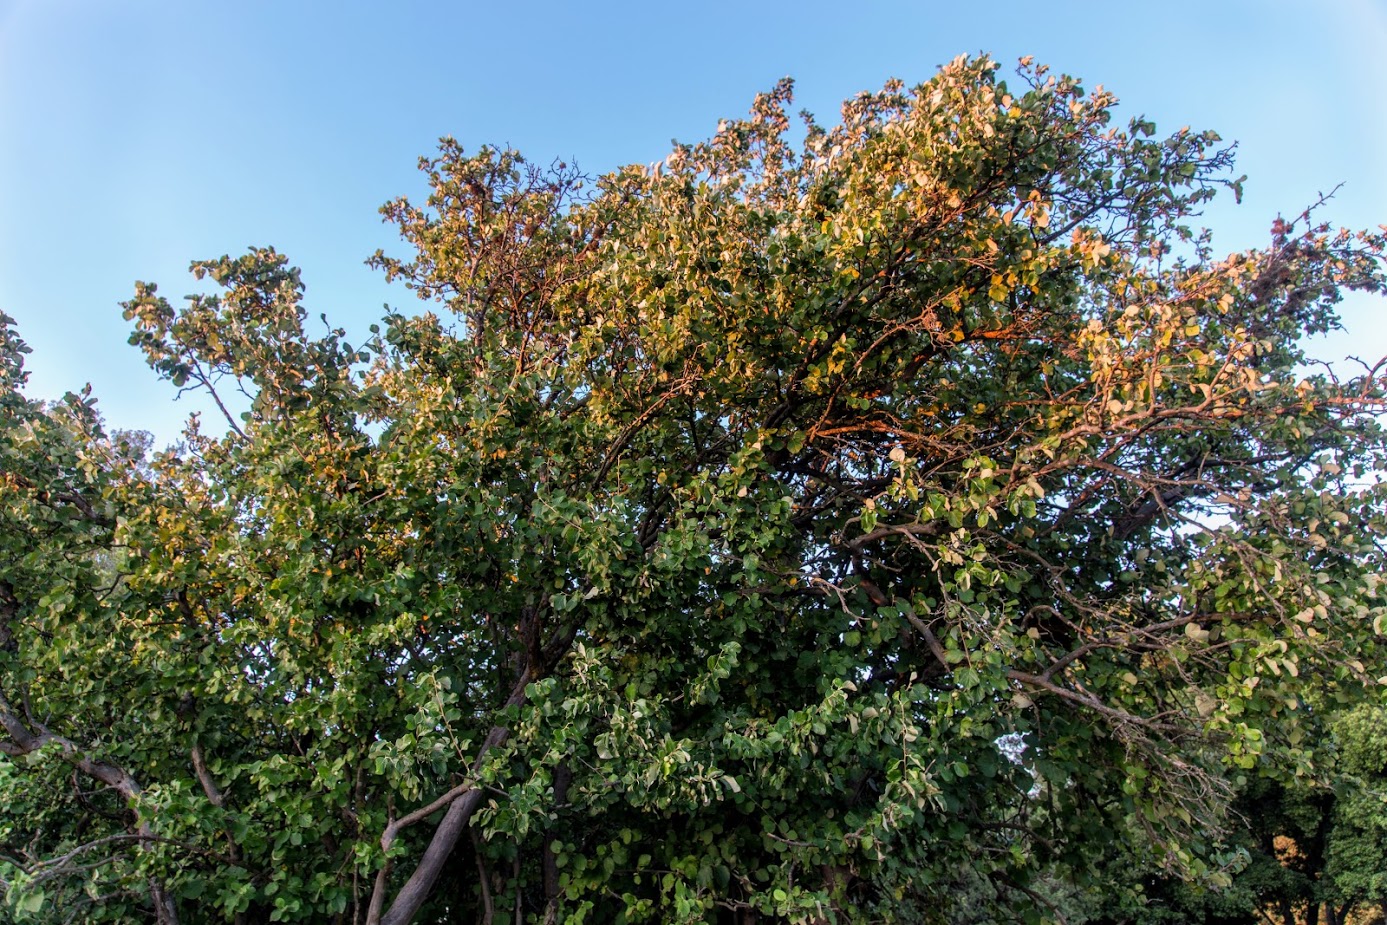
(2, 56, 1386, 924)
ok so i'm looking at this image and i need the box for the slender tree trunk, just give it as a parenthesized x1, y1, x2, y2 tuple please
(149, 876, 181, 925)
(542, 763, 571, 924)
(471, 828, 495, 925)
(372, 677, 531, 925)
(377, 786, 489, 925)
(370, 623, 576, 925)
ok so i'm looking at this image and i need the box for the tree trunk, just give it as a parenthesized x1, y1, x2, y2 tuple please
(149, 875, 181, 925)
(541, 764, 571, 924)
(370, 623, 576, 925)
(372, 673, 532, 925)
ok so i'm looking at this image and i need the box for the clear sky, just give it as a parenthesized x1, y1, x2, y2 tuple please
(3, 0, 1385, 445)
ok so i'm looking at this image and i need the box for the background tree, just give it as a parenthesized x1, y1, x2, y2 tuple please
(2, 56, 1386, 924)
(1321, 704, 1387, 925)
(1071, 700, 1387, 925)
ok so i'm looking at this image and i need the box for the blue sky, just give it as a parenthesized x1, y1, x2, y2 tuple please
(3, 0, 1385, 445)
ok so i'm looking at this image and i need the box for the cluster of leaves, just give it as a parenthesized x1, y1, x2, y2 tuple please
(2, 56, 1386, 924)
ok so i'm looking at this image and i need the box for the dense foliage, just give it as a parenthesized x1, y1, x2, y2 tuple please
(2, 56, 1386, 924)
(1066, 700, 1387, 925)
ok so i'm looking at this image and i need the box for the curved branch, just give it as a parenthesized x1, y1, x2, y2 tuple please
(1005, 669, 1179, 734)
(380, 780, 476, 853)
(0, 696, 182, 923)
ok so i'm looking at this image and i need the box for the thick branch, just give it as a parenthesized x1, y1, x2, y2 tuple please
(370, 670, 536, 925)
(0, 696, 181, 924)
(1005, 669, 1178, 733)
(0, 695, 142, 803)
(845, 521, 943, 550)
(190, 742, 225, 808)
(381, 780, 476, 852)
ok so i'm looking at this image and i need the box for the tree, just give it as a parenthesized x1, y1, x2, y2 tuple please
(1069, 700, 1387, 925)
(2, 55, 1386, 924)
(1321, 704, 1387, 925)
